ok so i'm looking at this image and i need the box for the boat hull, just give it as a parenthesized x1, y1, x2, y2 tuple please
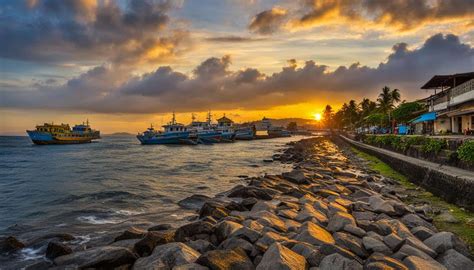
(27, 131, 94, 145)
(137, 132, 197, 145)
(197, 131, 222, 144)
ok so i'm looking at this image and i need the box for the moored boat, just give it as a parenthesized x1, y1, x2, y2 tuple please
(137, 114, 197, 145)
(267, 126, 291, 137)
(235, 125, 256, 140)
(216, 114, 236, 142)
(26, 121, 100, 145)
(188, 112, 222, 144)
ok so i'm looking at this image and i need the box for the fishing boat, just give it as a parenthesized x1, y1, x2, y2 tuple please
(188, 112, 222, 144)
(235, 125, 256, 140)
(216, 114, 236, 142)
(137, 114, 197, 145)
(26, 120, 100, 145)
(267, 126, 291, 137)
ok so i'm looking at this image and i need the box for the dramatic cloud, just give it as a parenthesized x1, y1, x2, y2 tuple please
(204, 35, 266, 43)
(0, 0, 189, 65)
(249, 6, 288, 35)
(1, 34, 473, 113)
(249, 0, 474, 34)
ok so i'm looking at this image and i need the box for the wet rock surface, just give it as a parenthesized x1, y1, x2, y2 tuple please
(3, 137, 473, 269)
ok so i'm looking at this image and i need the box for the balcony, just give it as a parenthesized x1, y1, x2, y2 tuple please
(450, 79, 474, 106)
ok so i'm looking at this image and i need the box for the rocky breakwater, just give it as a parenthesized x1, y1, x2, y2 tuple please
(3, 137, 474, 270)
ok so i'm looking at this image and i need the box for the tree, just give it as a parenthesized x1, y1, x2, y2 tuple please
(323, 105, 333, 129)
(392, 102, 423, 123)
(377, 86, 401, 130)
(287, 122, 297, 131)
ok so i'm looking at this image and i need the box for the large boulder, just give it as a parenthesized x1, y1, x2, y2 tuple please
(423, 232, 469, 257)
(255, 232, 290, 252)
(175, 221, 215, 242)
(133, 242, 200, 270)
(215, 221, 243, 243)
(219, 237, 257, 257)
(199, 201, 231, 220)
(402, 256, 447, 270)
(229, 227, 261, 243)
(134, 230, 176, 256)
(436, 249, 474, 270)
(187, 239, 215, 254)
(0, 236, 25, 253)
(179, 194, 212, 210)
(173, 263, 209, 270)
(45, 241, 72, 260)
(401, 214, 435, 231)
(295, 203, 328, 225)
(294, 221, 335, 246)
(256, 243, 308, 270)
(364, 253, 407, 270)
(54, 246, 137, 268)
(319, 253, 362, 270)
(228, 185, 272, 200)
(196, 248, 255, 270)
(362, 236, 391, 255)
(368, 196, 395, 215)
(327, 212, 356, 232)
(291, 242, 324, 267)
(410, 226, 434, 241)
(114, 227, 147, 242)
(282, 170, 310, 184)
(333, 232, 368, 258)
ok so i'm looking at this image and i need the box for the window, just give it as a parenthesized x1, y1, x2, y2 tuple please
(471, 116, 474, 129)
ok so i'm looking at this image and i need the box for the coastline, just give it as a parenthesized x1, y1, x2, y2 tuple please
(2, 136, 474, 269)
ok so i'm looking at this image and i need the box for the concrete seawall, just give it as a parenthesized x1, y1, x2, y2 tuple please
(340, 135, 474, 211)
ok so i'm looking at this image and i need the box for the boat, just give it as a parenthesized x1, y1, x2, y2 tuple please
(216, 114, 236, 142)
(188, 112, 222, 144)
(26, 120, 100, 145)
(137, 114, 197, 145)
(235, 125, 256, 140)
(267, 126, 291, 137)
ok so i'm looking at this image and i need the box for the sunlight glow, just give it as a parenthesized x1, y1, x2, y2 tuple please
(314, 113, 322, 121)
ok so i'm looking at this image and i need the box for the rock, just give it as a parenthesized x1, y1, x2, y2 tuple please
(423, 232, 469, 257)
(110, 239, 140, 251)
(199, 201, 231, 220)
(253, 211, 287, 233)
(215, 221, 244, 243)
(148, 223, 173, 231)
(364, 253, 407, 270)
(24, 261, 53, 270)
(403, 237, 436, 258)
(219, 237, 257, 257)
(343, 225, 366, 237)
(255, 231, 290, 251)
(251, 201, 276, 213)
(327, 212, 356, 232)
(114, 227, 146, 242)
(134, 230, 176, 256)
(394, 244, 433, 262)
(229, 227, 262, 243)
(54, 246, 137, 268)
(362, 236, 391, 255)
(291, 242, 324, 267)
(133, 242, 200, 270)
(352, 211, 376, 221)
(173, 263, 210, 270)
(282, 170, 310, 184)
(256, 243, 308, 270)
(0, 236, 25, 253)
(320, 243, 360, 263)
(436, 249, 474, 270)
(175, 221, 214, 242)
(187, 239, 216, 253)
(410, 226, 434, 241)
(295, 221, 335, 246)
(369, 196, 396, 215)
(402, 255, 447, 270)
(383, 233, 404, 251)
(179, 194, 212, 210)
(45, 241, 72, 260)
(436, 212, 459, 224)
(401, 214, 435, 231)
(333, 232, 368, 258)
(295, 203, 328, 225)
(228, 185, 272, 200)
(196, 248, 255, 270)
(319, 253, 362, 270)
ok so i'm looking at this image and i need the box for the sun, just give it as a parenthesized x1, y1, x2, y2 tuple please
(314, 113, 322, 121)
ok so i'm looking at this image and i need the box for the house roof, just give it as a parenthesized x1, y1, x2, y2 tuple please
(421, 72, 474, 89)
(217, 116, 233, 123)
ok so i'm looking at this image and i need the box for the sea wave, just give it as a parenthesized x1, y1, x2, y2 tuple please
(77, 215, 123, 225)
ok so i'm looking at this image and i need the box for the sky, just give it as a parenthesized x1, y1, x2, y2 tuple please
(0, 0, 473, 135)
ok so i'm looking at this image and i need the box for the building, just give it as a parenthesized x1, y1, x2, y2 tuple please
(416, 72, 474, 135)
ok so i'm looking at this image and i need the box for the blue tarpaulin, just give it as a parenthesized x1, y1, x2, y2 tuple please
(411, 112, 436, 124)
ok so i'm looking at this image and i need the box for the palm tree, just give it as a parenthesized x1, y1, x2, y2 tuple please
(377, 86, 401, 131)
(323, 105, 333, 129)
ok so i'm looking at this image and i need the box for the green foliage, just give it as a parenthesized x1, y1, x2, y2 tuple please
(421, 138, 447, 154)
(392, 102, 423, 123)
(364, 113, 388, 126)
(457, 140, 474, 164)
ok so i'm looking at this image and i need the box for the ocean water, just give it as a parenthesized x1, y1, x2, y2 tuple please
(0, 135, 303, 267)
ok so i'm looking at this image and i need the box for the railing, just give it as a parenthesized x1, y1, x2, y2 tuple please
(451, 79, 474, 98)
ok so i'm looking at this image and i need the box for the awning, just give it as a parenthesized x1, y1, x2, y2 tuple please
(411, 112, 437, 124)
(446, 108, 474, 117)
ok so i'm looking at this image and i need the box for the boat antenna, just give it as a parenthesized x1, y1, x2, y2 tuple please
(207, 110, 212, 124)
(86, 119, 89, 126)
(172, 111, 176, 124)
(192, 113, 196, 122)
